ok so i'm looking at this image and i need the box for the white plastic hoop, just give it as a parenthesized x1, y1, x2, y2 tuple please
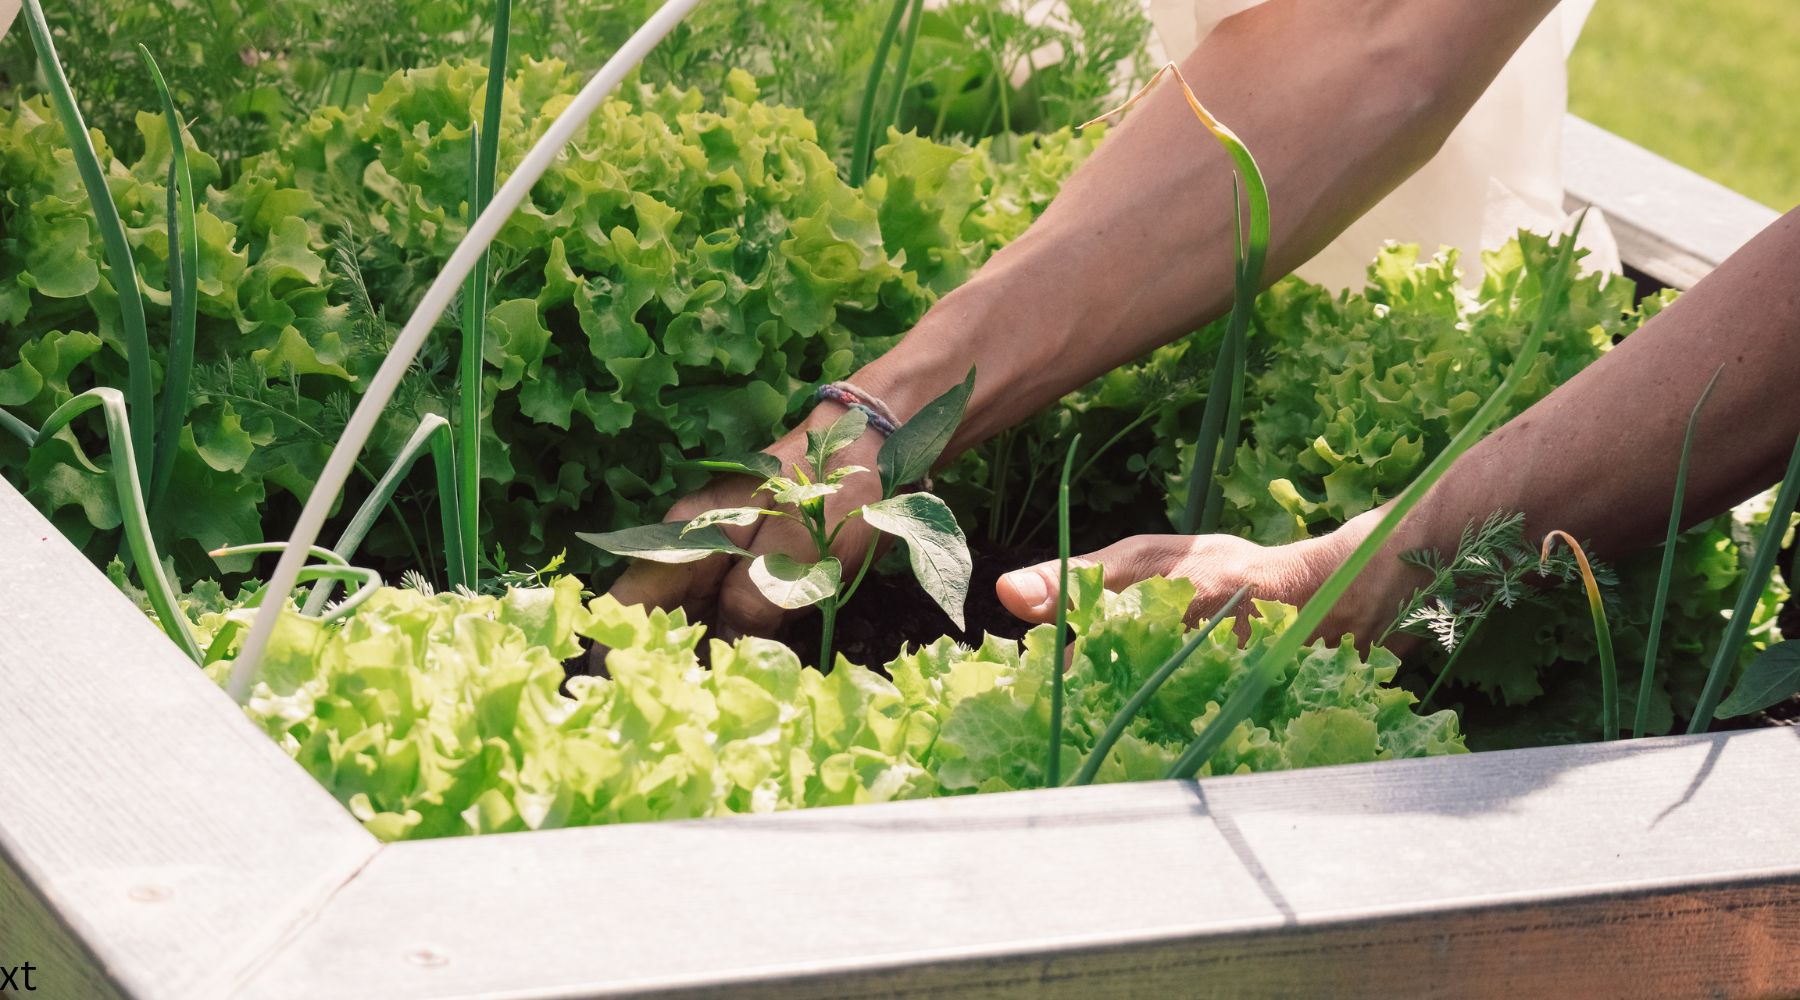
(229, 0, 707, 701)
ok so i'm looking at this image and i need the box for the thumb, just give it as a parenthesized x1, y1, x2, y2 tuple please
(995, 535, 1216, 625)
(996, 555, 1088, 625)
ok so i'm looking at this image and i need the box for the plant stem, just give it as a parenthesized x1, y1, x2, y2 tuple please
(986, 429, 1015, 542)
(1542, 530, 1617, 740)
(878, 0, 925, 142)
(304, 415, 459, 614)
(836, 532, 881, 607)
(1020, 405, 1167, 543)
(1085, 65, 1268, 536)
(1418, 617, 1481, 710)
(456, 0, 512, 592)
(1688, 433, 1800, 732)
(1200, 179, 1260, 533)
(5, 391, 200, 661)
(459, 124, 486, 590)
(1182, 335, 1236, 534)
(1046, 433, 1081, 788)
(849, 0, 909, 186)
(1002, 440, 1046, 546)
(818, 597, 839, 670)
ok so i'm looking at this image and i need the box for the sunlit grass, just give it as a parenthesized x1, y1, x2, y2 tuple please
(1570, 0, 1800, 211)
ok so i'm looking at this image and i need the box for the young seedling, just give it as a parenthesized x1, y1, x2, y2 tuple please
(1166, 216, 1588, 780)
(1541, 530, 1618, 740)
(1636, 367, 1722, 736)
(581, 370, 978, 667)
(1081, 63, 1270, 535)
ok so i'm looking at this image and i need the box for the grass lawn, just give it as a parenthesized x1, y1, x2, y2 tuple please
(1570, 0, 1800, 211)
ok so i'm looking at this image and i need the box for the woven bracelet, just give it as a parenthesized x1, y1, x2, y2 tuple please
(815, 381, 901, 437)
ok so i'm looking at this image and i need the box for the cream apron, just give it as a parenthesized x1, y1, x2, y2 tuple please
(1145, 0, 1614, 288)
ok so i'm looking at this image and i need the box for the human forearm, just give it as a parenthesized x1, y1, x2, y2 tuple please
(1354, 208, 1800, 620)
(847, 0, 1560, 453)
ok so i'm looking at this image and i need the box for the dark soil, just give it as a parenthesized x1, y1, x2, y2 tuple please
(784, 540, 1057, 670)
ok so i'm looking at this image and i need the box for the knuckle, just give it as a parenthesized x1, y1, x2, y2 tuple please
(720, 579, 787, 637)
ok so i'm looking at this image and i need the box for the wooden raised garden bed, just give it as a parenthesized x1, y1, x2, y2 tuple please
(1, 117, 1794, 999)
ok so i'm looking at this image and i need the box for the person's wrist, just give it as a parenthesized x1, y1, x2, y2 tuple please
(849, 238, 1093, 445)
(1319, 505, 1435, 647)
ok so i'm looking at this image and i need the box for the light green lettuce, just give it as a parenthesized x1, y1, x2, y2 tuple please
(197, 569, 1460, 840)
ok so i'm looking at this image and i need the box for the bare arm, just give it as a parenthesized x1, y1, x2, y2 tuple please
(854, 0, 1561, 446)
(612, 0, 1561, 635)
(1000, 208, 1800, 642)
(1361, 207, 1800, 620)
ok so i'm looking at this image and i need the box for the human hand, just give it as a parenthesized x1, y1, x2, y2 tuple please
(603, 400, 887, 641)
(994, 509, 1415, 648)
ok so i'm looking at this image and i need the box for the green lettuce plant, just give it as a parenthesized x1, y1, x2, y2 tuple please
(0, 55, 1106, 582)
(1165, 218, 1588, 779)
(193, 567, 1460, 840)
(582, 370, 977, 667)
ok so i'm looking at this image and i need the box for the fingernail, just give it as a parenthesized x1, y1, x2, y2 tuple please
(1004, 570, 1050, 610)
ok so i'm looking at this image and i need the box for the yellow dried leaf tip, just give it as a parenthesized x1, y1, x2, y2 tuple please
(1079, 62, 1243, 148)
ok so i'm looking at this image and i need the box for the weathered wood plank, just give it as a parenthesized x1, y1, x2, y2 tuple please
(1563, 114, 1782, 290)
(238, 727, 1800, 999)
(0, 482, 380, 1000)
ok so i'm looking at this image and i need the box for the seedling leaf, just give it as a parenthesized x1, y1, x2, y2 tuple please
(878, 367, 975, 496)
(807, 407, 868, 473)
(578, 522, 749, 564)
(681, 506, 771, 533)
(20, 0, 156, 498)
(681, 454, 783, 481)
(766, 479, 837, 507)
(862, 493, 971, 628)
(1715, 642, 1800, 718)
(140, 46, 198, 527)
(749, 554, 841, 609)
